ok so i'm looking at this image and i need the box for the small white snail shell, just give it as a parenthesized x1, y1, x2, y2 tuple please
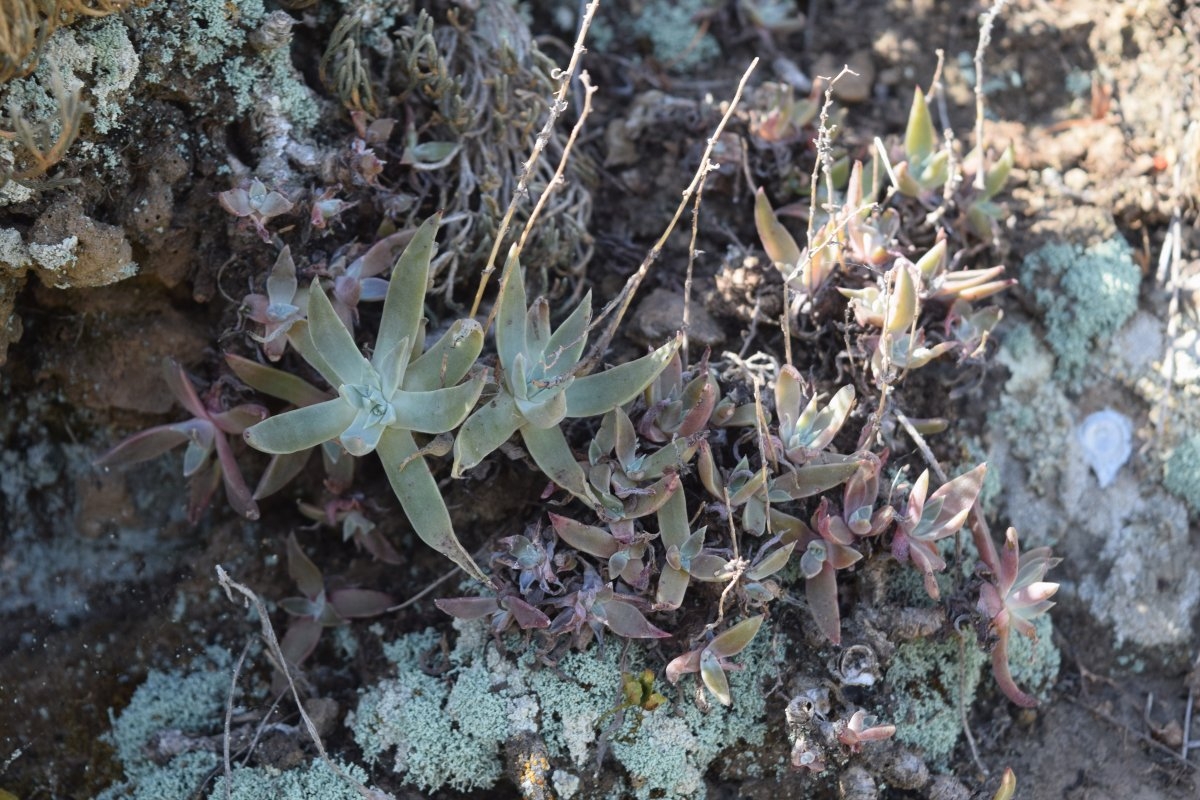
(1077, 409, 1133, 488)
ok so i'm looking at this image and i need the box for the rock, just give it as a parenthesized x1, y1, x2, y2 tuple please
(811, 49, 876, 103)
(629, 287, 724, 348)
(28, 195, 137, 289)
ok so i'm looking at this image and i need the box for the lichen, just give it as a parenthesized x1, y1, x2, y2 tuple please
(351, 619, 779, 799)
(1164, 435, 1200, 516)
(630, 0, 721, 72)
(1021, 237, 1141, 387)
(885, 630, 986, 766)
(207, 758, 370, 800)
(1006, 615, 1060, 704)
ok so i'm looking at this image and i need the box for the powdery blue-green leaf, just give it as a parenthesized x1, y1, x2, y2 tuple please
(521, 423, 596, 506)
(564, 336, 681, 418)
(656, 564, 690, 610)
(244, 400, 356, 455)
(495, 249, 528, 373)
(377, 428, 489, 584)
(389, 375, 486, 434)
(747, 541, 795, 580)
(543, 292, 592, 375)
(599, 597, 670, 639)
(307, 284, 369, 387)
(253, 450, 313, 500)
(405, 318, 484, 390)
(452, 392, 523, 476)
(806, 562, 842, 644)
(774, 459, 861, 499)
(376, 214, 439, 365)
(225, 354, 330, 407)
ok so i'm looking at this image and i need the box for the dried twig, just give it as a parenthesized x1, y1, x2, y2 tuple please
(973, 0, 1009, 191)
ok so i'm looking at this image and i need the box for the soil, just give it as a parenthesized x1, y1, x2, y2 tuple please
(2, 1, 1200, 799)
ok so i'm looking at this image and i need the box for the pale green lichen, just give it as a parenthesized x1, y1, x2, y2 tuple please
(1006, 614, 1060, 704)
(97, 648, 230, 800)
(885, 630, 987, 766)
(351, 620, 779, 799)
(1164, 435, 1200, 516)
(207, 758, 369, 800)
(629, 0, 721, 72)
(1022, 237, 1141, 387)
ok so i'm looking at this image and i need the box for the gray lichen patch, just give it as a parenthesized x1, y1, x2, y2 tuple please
(350, 619, 781, 799)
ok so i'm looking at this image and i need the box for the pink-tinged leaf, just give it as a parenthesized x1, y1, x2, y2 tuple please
(162, 358, 208, 420)
(549, 513, 619, 559)
(676, 377, 717, 438)
(922, 464, 986, 539)
(287, 533, 325, 599)
(435, 596, 500, 620)
(600, 598, 671, 639)
(502, 596, 551, 629)
(699, 647, 732, 706)
(707, 615, 764, 659)
(806, 564, 842, 644)
(213, 431, 259, 520)
(688, 553, 731, 582)
(906, 539, 946, 600)
(187, 461, 221, 524)
(94, 425, 191, 468)
(226, 354, 330, 407)
(358, 528, 403, 565)
(279, 596, 317, 617)
(211, 403, 269, 435)
(352, 229, 416, 279)
(666, 649, 702, 684)
(990, 629, 1038, 708)
(330, 588, 394, 618)
(280, 618, 322, 667)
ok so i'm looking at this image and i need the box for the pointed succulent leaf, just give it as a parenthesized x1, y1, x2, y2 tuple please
(565, 336, 681, 418)
(377, 429, 489, 584)
(688, 553, 730, 581)
(550, 513, 619, 558)
(266, 246, 298, 305)
(280, 619, 323, 667)
(210, 404, 269, 435)
(253, 450, 312, 500)
(747, 541, 795, 580)
(287, 533, 325, 599)
(915, 237, 948, 281)
(452, 392, 523, 476)
(521, 424, 597, 506)
(904, 87, 935, 163)
(806, 562, 842, 644)
(435, 595, 500, 620)
(700, 647, 732, 706)
(755, 187, 802, 267)
(984, 144, 1014, 199)
(225, 354, 330, 407)
(330, 588, 394, 618)
(665, 649, 702, 684)
(914, 463, 986, 540)
(707, 615, 764, 659)
(307, 284, 370, 386)
(600, 597, 671, 639)
(245, 399, 356, 454)
(656, 487, 691, 551)
(495, 249, 528, 372)
(775, 459, 861, 499)
(212, 433, 259, 520)
(375, 215, 439, 365)
(94, 425, 192, 468)
(405, 318, 484, 390)
(543, 292, 592, 375)
(656, 565, 690, 610)
(884, 260, 918, 335)
(390, 377, 486, 434)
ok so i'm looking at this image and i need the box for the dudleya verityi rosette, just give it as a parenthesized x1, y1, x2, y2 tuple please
(243, 215, 490, 583)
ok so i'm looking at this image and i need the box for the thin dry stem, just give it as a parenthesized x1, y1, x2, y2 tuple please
(216, 566, 394, 800)
(580, 57, 759, 375)
(681, 153, 707, 367)
(974, 0, 1009, 190)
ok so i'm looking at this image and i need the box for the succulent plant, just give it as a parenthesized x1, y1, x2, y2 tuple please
(891, 464, 988, 599)
(549, 512, 656, 590)
(278, 533, 394, 668)
(773, 366, 855, 466)
(977, 527, 1060, 707)
(666, 614, 764, 707)
(452, 250, 680, 512)
(242, 247, 307, 362)
(887, 87, 950, 199)
(94, 358, 266, 523)
(243, 215, 491, 584)
(546, 563, 670, 645)
(218, 177, 294, 243)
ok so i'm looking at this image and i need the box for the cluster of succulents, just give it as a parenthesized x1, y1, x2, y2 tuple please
(93, 68, 1058, 786)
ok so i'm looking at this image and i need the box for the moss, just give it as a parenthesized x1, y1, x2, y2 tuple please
(1022, 237, 1141, 387)
(1164, 435, 1200, 515)
(885, 631, 987, 767)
